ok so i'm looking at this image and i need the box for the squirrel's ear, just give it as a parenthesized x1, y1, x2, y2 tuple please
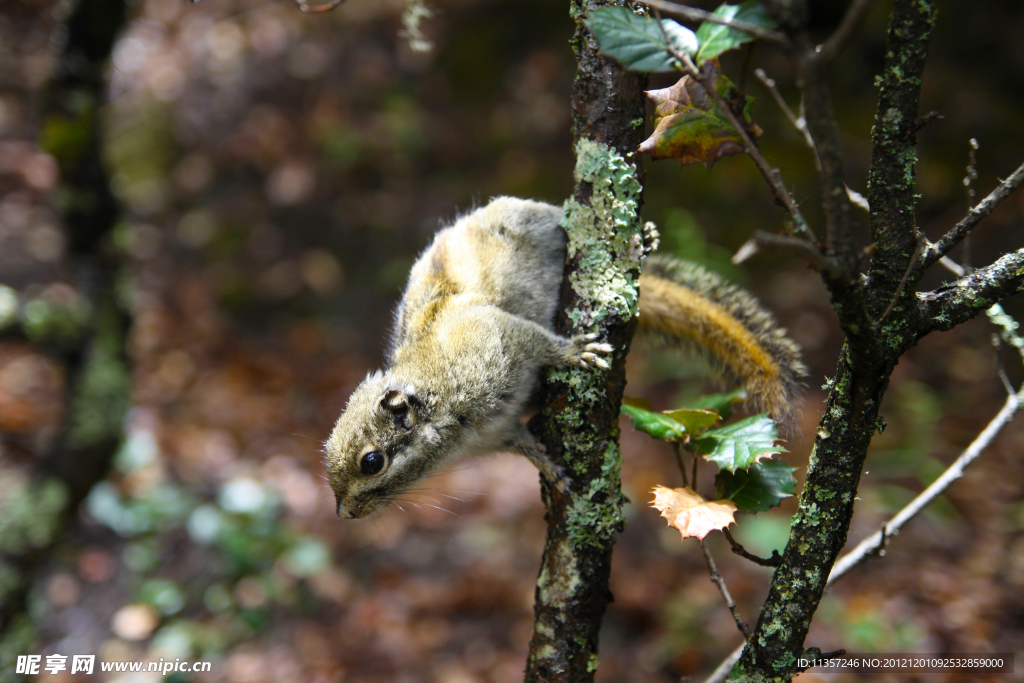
(380, 388, 417, 429)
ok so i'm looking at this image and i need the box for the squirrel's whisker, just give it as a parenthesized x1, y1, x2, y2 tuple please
(404, 490, 471, 504)
(409, 487, 486, 496)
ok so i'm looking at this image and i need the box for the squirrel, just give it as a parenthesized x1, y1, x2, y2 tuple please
(324, 197, 805, 519)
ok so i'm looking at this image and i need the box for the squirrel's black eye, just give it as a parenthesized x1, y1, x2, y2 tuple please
(360, 451, 385, 475)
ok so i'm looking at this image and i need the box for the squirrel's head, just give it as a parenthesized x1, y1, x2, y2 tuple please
(324, 371, 444, 519)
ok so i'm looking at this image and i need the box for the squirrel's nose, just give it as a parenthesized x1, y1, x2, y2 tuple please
(335, 495, 355, 519)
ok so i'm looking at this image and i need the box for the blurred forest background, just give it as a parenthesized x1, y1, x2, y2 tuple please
(1, 0, 1023, 681)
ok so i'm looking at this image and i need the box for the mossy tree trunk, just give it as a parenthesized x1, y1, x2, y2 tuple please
(523, 1, 647, 681)
(730, 0, 1023, 679)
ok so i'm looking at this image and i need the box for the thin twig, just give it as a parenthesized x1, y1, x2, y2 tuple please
(992, 335, 1016, 397)
(817, 0, 876, 62)
(679, 54, 818, 245)
(754, 68, 819, 169)
(937, 254, 965, 277)
(921, 160, 1024, 269)
(700, 540, 752, 638)
(828, 388, 1022, 585)
(638, 0, 789, 46)
(706, 645, 744, 683)
(723, 528, 782, 567)
(676, 443, 690, 488)
(692, 446, 699, 491)
(296, 0, 347, 13)
(671, 438, 747, 636)
(877, 234, 923, 324)
(733, 231, 838, 276)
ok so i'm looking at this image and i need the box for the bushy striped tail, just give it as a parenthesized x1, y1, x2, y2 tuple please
(637, 256, 806, 426)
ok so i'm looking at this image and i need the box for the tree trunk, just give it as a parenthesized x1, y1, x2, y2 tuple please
(523, 1, 646, 681)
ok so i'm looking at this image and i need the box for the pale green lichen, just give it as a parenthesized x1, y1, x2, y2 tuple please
(544, 137, 638, 548)
(988, 303, 1023, 353)
(560, 137, 643, 326)
(566, 443, 627, 549)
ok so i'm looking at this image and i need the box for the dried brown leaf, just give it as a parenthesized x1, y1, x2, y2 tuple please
(651, 485, 737, 540)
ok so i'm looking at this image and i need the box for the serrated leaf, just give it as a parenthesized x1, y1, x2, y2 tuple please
(663, 408, 720, 434)
(694, 0, 775, 64)
(688, 388, 746, 419)
(621, 403, 687, 442)
(715, 458, 797, 512)
(638, 62, 757, 168)
(585, 7, 697, 74)
(651, 485, 737, 540)
(696, 413, 784, 472)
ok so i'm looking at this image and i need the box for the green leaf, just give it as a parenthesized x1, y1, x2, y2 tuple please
(688, 388, 746, 419)
(621, 403, 687, 442)
(585, 7, 697, 74)
(694, 0, 775, 64)
(638, 65, 756, 168)
(663, 408, 720, 434)
(715, 458, 797, 512)
(696, 413, 784, 471)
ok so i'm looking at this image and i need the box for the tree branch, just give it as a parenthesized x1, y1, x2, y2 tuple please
(733, 231, 838, 276)
(864, 0, 937, 315)
(828, 388, 1022, 584)
(729, 3, 938, 679)
(723, 529, 781, 567)
(673, 53, 818, 246)
(917, 246, 1024, 336)
(921, 161, 1024, 270)
(709, 381, 1022, 683)
(760, 6, 879, 355)
(754, 68, 818, 168)
(800, 49, 854, 269)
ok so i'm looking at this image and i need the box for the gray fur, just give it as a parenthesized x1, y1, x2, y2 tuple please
(325, 198, 608, 518)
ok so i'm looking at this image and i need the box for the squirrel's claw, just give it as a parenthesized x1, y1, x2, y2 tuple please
(578, 352, 610, 370)
(566, 334, 613, 371)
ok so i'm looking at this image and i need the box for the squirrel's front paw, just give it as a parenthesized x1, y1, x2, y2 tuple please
(566, 332, 613, 370)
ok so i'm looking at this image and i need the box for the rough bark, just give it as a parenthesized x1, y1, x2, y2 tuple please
(729, 1, 938, 680)
(522, 1, 646, 681)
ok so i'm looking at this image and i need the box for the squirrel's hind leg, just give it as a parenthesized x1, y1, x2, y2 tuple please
(504, 423, 571, 493)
